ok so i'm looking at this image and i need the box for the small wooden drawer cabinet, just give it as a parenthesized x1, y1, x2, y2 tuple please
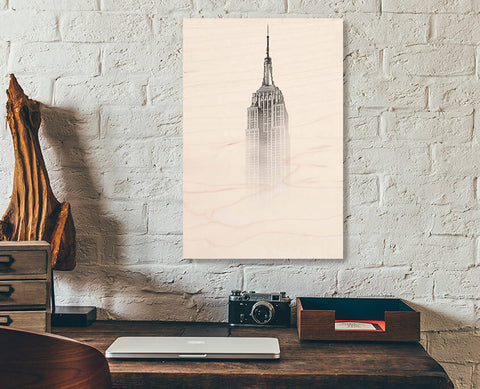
(0, 242, 51, 332)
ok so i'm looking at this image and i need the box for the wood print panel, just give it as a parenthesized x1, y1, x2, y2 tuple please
(183, 19, 343, 259)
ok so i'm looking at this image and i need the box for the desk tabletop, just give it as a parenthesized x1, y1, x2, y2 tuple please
(53, 321, 452, 389)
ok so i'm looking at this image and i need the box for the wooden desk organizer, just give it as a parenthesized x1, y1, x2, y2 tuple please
(297, 297, 419, 342)
(0, 242, 51, 332)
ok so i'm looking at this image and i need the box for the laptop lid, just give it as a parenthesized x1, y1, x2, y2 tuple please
(105, 336, 280, 360)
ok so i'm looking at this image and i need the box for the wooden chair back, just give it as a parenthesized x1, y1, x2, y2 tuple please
(0, 326, 111, 389)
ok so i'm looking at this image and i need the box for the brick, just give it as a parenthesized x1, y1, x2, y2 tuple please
(244, 266, 337, 297)
(0, 144, 13, 205)
(8, 75, 53, 104)
(60, 12, 150, 42)
(48, 167, 101, 201)
(388, 45, 474, 77)
(346, 77, 426, 109)
(434, 144, 480, 176)
(383, 234, 474, 270)
(69, 199, 148, 235)
(224, 0, 286, 13)
(103, 169, 181, 200)
(384, 109, 473, 143)
(474, 364, 480, 389)
(476, 302, 480, 329)
(54, 265, 112, 306)
(345, 14, 429, 49)
(439, 362, 473, 389)
(41, 137, 97, 169)
(148, 199, 182, 235)
(346, 141, 430, 175)
(54, 76, 146, 109)
(383, 175, 474, 209)
(430, 78, 480, 109)
(346, 204, 431, 237)
(195, 298, 229, 323)
(103, 201, 149, 235)
(437, 15, 480, 44)
(55, 264, 216, 320)
(383, 0, 472, 13)
(75, 234, 102, 264)
(338, 268, 433, 299)
(435, 268, 480, 299)
(428, 331, 480, 363)
(152, 17, 182, 57)
(0, 134, 14, 169)
(11, 0, 97, 10)
(9, 42, 100, 76)
(344, 47, 380, 78)
(0, 11, 57, 41)
(148, 76, 181, 105)
(0, 42, 8, 78)
(288, 0, 379, 13)
(102, 0, 192, 13)
(152, 137, 182, 169)
(96, 136, 180, 173)
(100, 106, 181, 139)
(0, 76, 8, 139)
(103, 42, 180, 75)
(102, 234, 182, 265)
(189, 263, 244, 299)
(40, 106, 99, 141)
(96, 138, 157, 170)
(346, 174, 378, 206)
(432, 207, 480, 237)
(347, 113, 379, 140)
(191, 0, 227, 14)
(151, 263, 242, 299)
(194, 0, 286, 14)
(410, 299, 475, 331)
(345, 234, 384, 268)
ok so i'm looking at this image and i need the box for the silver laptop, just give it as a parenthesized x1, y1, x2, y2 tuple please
(105, 336, 280, 360)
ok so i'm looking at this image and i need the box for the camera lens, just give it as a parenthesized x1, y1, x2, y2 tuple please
(251, 301, 275, 325)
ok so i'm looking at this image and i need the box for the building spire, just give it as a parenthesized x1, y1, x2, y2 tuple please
(262, 25, 274, 86)
(266, 24, 270, 58)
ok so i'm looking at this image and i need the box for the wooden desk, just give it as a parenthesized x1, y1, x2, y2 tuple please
(53, 321, 453, 389)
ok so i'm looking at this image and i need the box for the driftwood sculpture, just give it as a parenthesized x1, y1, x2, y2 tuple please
(0, 75, 76, 270)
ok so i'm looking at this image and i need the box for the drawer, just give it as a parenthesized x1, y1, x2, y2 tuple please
(0, 281, 48, 308)
(0, 250, 48, 279)
(0, 311, 48, 332)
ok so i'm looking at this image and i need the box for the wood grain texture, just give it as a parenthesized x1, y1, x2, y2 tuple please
(54, 321, 453, 389)
(0, 75, 75, 271)
(0, 311, 47, 332)
(0, 326, 111, 389)
(183, 19, 343, 259)
(0, 280, 47, 308)
(297, 298, 421, 342)
(0, 249, 47, 279)
(0, 242, 51, 332)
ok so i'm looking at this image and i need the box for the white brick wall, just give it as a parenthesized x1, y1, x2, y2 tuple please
(1, 1, 479, 386)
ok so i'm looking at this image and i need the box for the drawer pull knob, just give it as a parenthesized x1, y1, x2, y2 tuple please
(0, 285, 14, 298)
(0, 255, 14, 271)
(0, 315, 12, 326)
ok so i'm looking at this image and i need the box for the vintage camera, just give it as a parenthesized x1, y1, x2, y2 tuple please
(228, 290, 291, 327)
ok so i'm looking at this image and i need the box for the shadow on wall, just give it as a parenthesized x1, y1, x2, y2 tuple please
(39, 104, 121, 312)
(37, 104, 211, 320)
(409, 302, 477, 387)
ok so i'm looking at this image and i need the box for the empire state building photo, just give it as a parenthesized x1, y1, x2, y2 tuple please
(246, 27, 290, 189)
(184, 18, 343, 259)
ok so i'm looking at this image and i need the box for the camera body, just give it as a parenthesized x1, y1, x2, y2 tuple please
(228, 290, 291, 327)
